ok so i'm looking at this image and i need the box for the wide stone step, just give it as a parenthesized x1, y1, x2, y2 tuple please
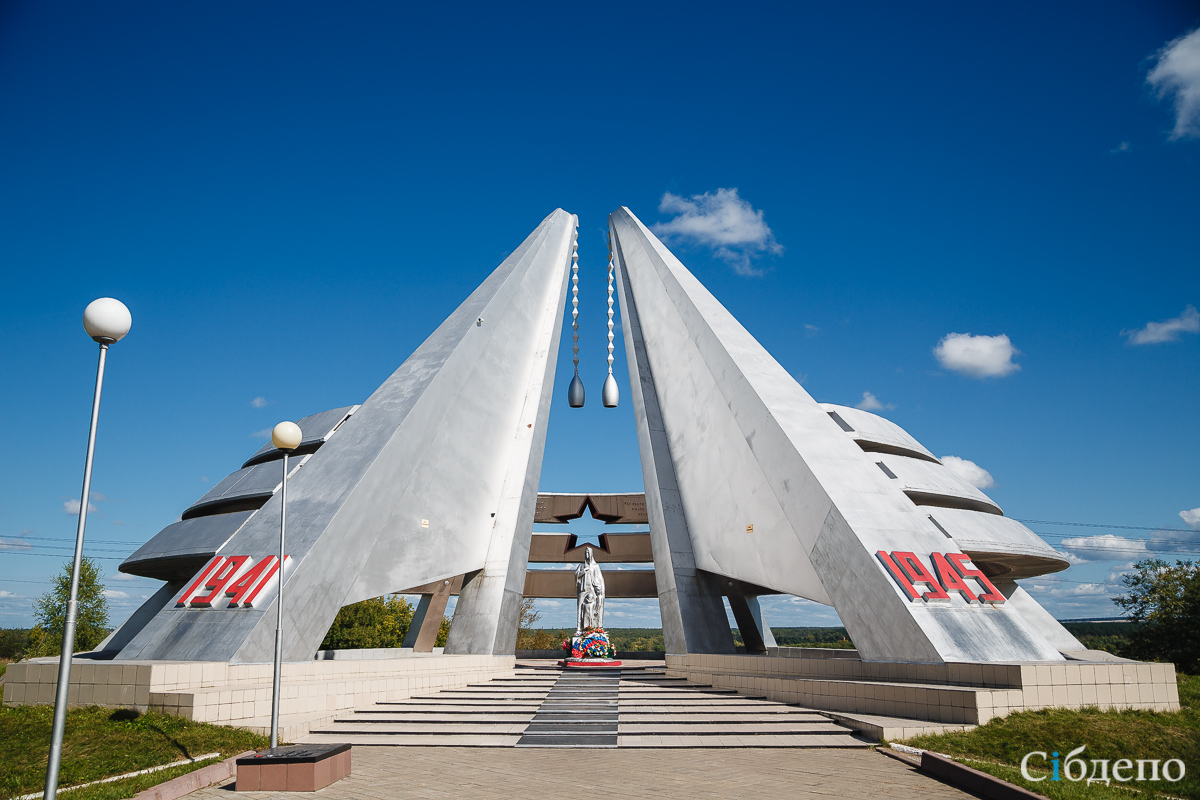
(673, 670, 1014, 725)
(303, 732, 523, 746)
(617, 734, 870, 748)
(619, 722, 844, 733)
(346, 712, 534, 721)
(311, 722, 528, 734)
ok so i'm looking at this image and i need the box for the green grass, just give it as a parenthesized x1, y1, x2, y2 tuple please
(897, 673, 1199, 799)
(0, 705, 269, 800)
(948, 758, 1167, 800)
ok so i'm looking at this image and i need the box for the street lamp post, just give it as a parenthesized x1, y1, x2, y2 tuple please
(268, 420, 302, 750)
(44, 298, 132, 800)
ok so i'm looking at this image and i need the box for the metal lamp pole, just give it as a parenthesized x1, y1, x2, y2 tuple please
(268, 421, 301, 750)
(44, 299, 132, 800)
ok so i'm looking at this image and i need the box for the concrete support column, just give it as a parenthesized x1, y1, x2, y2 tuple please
(403, 581, 453, 653)
(749, 597, 777, 648)
(723, 587, 775, 654)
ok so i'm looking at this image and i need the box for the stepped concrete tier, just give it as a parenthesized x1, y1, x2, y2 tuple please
(2, 654, 516, 740)
(664, 649, 1180, 732)
(298, 663, 871, 748)
(609, 205, 1079, 663)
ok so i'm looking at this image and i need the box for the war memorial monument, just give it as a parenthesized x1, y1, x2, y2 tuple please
(3, 207, 1180, 744)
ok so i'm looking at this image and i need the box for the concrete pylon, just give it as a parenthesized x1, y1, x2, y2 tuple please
(114, 209, 577, 662)
(609, 206, 1069, 663)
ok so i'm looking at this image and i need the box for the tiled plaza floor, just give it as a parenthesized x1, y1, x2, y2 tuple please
(190, 745, 975, 800)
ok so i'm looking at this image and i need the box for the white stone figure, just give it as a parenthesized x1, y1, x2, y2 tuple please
(575, 548, 605, 633)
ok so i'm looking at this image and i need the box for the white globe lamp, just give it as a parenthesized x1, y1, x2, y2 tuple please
(82, 298, 132, 344)
(272, 421, 303, 452)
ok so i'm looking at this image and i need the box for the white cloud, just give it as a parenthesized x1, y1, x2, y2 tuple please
(1122, 305, 1199, 345)
(1106, 562, 1138, 583)
(102, 589, 130, 600)
(651, 188, 783, 277)
(1059, 534, 1148, 563)
(110, 572, 139, 581)
(1181, 507, 1200, 528)
(63, 498, 99, 515)
(933, 332, 1020, 378)
(1065, 583, 1109, 597)
(0, 590, 17, 598)
(250, 429, 272, 439)
(855, 391, 895, 412)
(1110, 141, 1131, 153)
(0, 538, 33, 551)
(1147, 27, 1200, 139)
(940, 456, 996, 489)
(250, 396, 272, 409)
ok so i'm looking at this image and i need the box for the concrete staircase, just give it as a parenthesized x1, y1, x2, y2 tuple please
(300, 664, 870, 748)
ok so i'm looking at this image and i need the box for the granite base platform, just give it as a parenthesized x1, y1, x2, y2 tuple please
(236, 744, 351, 792)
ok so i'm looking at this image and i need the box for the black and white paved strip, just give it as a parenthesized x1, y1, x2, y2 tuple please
(515, 669, 621, 748)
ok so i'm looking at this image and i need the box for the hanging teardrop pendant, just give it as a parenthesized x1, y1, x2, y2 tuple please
(569, 373, 586, 408)
(602, 372, 619, 408)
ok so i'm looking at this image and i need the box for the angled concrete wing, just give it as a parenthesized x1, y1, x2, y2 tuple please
(116, 209, 578, 662)
(609, 206, 1069, 663)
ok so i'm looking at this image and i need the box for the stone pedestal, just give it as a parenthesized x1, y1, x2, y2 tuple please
(236, 744, 351, 792)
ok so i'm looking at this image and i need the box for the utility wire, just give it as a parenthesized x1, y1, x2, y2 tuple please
(2, 533, 146, 545)
(1016, 519, 1197, 533)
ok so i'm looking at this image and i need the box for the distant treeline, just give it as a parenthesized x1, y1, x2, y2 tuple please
(522, 627, 856, 651)
(524, 622, 1144, 655)
(765, 627, 856, 648)
(0, 629, 33, 661)
(1060, 621, 1140, 656)
(0, 621, 1146, 660)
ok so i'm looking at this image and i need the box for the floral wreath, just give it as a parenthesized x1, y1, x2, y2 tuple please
(562, 627, 617, 660)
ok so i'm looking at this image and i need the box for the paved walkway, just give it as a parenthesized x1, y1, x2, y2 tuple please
(191, 745, 975, 800)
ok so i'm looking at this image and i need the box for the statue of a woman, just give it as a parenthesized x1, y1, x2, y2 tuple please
(575, 548, 605, 633)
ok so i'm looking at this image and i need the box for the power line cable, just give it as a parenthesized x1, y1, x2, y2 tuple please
(1016, 519, 1198, 533)
(2, 534, 146, 545)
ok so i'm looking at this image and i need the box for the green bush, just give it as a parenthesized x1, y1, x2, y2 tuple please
(319, 594, 414, 650)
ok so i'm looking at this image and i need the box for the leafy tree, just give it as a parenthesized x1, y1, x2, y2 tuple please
(435, 616, 451, 647)
(0, 629, 32, 661)
(29, 557, 110, 657)
(319, 595, 413, 651)
(514, 598, 562, 650)
(1113, 558, 1199, 673)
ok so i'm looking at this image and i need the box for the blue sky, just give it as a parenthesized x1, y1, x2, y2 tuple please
(1, 1, 1198, 632)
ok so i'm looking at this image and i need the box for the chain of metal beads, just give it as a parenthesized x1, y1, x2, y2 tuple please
(606, 251, 615, 375)
(571, 239, 580, 376)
